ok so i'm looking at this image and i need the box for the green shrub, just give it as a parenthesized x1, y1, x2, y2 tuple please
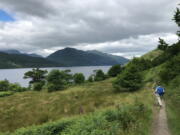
(33, 81, 45, 91)
(0, 80, 10, 91)
(0, 91, 14, 97)
(47, 70, 72, 92)
(108, 64, 122, 77)
(9, 83, 27, 92)
(94, 70, 106, 81)
(73, 73, 85, 84)
(113, 65, 143, 92)
(88, 75, 94, 82)
(159, 54, 180, 83)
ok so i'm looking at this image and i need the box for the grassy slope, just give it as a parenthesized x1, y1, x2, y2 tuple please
(142, 49, 163, 60)
(164, 76, 180, 135)
(0, 78, 154, 133)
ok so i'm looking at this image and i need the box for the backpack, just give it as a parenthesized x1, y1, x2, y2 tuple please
(156, 86, 165, 95)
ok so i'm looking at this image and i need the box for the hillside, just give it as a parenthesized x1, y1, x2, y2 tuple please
(47, 48, 129, 66)
(0, 78, 154, 134)
(0, 52, 61, 69)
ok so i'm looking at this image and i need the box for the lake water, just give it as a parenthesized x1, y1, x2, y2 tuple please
(0, 66, 111, 87)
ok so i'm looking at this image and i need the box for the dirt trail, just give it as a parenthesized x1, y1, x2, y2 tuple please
(152, 100, 171, 135)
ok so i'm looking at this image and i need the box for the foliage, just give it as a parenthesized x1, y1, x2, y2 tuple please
(108, 64, 122, 77)
(114, 65, 143, 92)
(24, 68, 48, 84)
(88, 75, 94, 82)
(0, 80, 10, 91)
(127, 58, 152, 72)
(5, 103, 151, 135)
(47, 70, 72, 92)
(159, 54, 180, 83)
(9, 83, 27, 92)
(94, 70, 106, 81)
(73, 73, 85, 84)
(0, 91, 14, 97)
(157, 38, 168, 50)
(33, 81, 45, 91)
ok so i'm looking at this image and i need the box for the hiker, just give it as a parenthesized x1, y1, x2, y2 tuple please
(155, 86, 165, 97)
(155, 85, 165, 107)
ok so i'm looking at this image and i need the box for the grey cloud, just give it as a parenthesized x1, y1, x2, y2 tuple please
(0, 0, 179, 57)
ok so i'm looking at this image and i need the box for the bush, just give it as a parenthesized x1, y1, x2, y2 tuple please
(159, 54, 180, 83)
(0, 80, 9, 91)
(9, 83, 27, 92)
(33, 81, 45, 91)
(94, 70, 106, 81)
(108, 64, 122, 77)
(47, 70, 72, 92)
(113, 65, 143, 92)
(73, 73, 85, 84)
(0, 91, 14, 97)
(88, 75, 94, 82)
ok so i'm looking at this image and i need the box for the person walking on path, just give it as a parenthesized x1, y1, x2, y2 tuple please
(154, 85, 165, 107)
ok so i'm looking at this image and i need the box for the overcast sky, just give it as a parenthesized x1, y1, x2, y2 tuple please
(0, 0, 179, 58)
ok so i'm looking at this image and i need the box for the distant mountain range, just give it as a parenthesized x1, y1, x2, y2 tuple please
(0, 49, 42, 58)
(47, 48, 129, 66)
(0, 48, 129, 69)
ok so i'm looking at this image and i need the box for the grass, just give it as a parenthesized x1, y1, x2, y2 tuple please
(165, 76, 180, 135)
(0, 78, 154, 133)
(142, 49, 163, 61)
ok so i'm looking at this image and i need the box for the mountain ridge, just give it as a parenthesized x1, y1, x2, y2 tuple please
(47, 47, 129, 66)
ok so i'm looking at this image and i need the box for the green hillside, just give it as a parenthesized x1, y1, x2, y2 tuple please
(0, 52, 61, 69)
(0, 78, 154, 134)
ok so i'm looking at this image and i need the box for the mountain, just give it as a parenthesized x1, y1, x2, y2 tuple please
(0, 52, 61, 69)
(47, 47, 129, 66)
(0, 49, 42, 58)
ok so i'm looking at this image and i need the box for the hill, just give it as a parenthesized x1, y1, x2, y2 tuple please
(0, 78, 153, 134)
(0, 49, 43, 58)
(47, 48, 129, 66)
(0, 52, 61, 69)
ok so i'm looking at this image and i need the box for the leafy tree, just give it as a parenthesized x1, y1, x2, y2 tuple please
(73, 73, 85, 84)
(157, 38, 168, 50)
(113, 65, 143, 92)
(0, 80, 9, 91)
(88, 75, 94, 82)
(108, 64, 122, 77)
(127, 58, 152, 72)
(94, 70, 106, 81)
(47, 69, 72, 92)
(24, 68, 48, 84)
(159, 54, 180, 82)
(24, 68, 47, 90)
(173, 8, 180, 27)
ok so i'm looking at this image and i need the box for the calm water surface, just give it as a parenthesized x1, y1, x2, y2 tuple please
(0, 66, 111, 87)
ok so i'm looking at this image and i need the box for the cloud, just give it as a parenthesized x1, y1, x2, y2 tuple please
(0, 0, 179, 58)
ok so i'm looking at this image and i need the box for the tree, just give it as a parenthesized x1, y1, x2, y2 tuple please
(113, 65, 142, 92)
(47, 69, 72, 92)
(88, 75, 94, 82)
(108, 64, 122, 77)
(157, 38, 168, 50)
(173, 8, 180, 38)
(24, 68, 47, 90)
(0, 80, 9, 91)
(73, 73, 85, 84)
(94, 70, 106, 81)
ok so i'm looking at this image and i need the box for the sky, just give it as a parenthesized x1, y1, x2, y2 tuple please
(0, 0, 179, 58)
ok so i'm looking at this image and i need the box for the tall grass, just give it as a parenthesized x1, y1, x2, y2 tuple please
(0, 78, 153, 133)
(3, 103, 152, 135)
